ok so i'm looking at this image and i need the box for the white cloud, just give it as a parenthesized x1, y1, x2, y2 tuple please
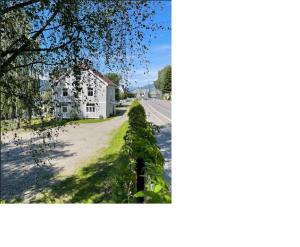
(125, 67, 159, 87)
(153, 44, 172, 52)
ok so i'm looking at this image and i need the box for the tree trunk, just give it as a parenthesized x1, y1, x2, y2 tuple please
(27, 105, 32, 126)
(11, 101, 16, 119)
(136, 158, 145, 203)
(16, 105, 21, 129)
(16, 117, 20, 129)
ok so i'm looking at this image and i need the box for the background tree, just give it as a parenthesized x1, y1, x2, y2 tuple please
(154, 69, 164, 90)
(105, 72, 122, 101)
(1, 5, 44, 124)
(162, 66, 171, 94)
(40, 89, 53, 116)
(154, 65, 172, 94)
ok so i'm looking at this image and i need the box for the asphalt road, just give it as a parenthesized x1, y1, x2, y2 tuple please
(140, 99, 172, 187)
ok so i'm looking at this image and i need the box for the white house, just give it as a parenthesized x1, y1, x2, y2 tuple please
(53, 65, 116, 119)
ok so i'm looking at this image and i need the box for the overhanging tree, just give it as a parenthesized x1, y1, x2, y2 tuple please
(0, 0, 163, 78)
(0, 0, 165, 123)
(105, 72, 122, 101)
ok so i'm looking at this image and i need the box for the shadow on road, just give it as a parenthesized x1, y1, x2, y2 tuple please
(31, 151, 131, 203)
(155, 123, 172, 185)
(116, 109, 127, 116)
(43, 153, 119, 203)
(1, 138, 75, 202)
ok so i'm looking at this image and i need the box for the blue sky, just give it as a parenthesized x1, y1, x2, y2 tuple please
(125, 0, 172, 88)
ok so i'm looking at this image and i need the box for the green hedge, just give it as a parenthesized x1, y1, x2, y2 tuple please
(122, 100, 171, 203)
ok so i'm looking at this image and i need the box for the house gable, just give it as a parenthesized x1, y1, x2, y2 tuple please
(53, 65, 116, 119)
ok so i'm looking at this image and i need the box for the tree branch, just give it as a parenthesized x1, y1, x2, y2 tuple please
(1, 0, 41, 15)
(1, 35, 28, 57)
(0, 9, 59, 73)
(4, 35, 78, 55)
(7, 61, 64, 71)
(0, 87, 32, 101)
(28, 23, 64, 35)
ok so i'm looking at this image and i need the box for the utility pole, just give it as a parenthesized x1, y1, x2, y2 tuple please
(136, 158, 145, 203)
(0, 85, 2, 201)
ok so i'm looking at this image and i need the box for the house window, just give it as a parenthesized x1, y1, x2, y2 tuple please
(63, 88, 68, 96)
(88, 87, 94, 96)
(86, 103, 95, 112)
(61, 103, 68, 113)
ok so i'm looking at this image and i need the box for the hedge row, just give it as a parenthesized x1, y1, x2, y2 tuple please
(121, 100, 171, 203)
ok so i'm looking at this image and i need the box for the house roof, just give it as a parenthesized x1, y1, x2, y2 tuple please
(53, 64, 117, 87)
(77, 63, 117, 87)
(91, 69, 116, 87)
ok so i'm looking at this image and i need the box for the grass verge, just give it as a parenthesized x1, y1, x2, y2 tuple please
(29, 116, 116, 130)
(1, 106, 128, 132)
(1, 116, 116, 132)
(32, 121, 129, 203)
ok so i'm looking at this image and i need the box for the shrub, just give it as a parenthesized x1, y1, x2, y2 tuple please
(122, 100, 171, 203)
(69, 108, 80, 120)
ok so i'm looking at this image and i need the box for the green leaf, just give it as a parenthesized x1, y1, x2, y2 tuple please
(134, 191, 145, 198)
(164, 194, 171, 203)
(154, 184, 162, 193)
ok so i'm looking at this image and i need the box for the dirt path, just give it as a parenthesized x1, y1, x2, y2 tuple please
(1, 112, 127, 202)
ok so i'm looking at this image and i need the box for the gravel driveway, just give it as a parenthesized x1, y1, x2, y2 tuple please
(1, 111, 127, 202)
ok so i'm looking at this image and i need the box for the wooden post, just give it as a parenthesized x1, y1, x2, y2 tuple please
(136, 158, 145, 203)
(0, 88, 2, 200)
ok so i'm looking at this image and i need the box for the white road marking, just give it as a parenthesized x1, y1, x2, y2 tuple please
(144, 101, 171, 122)
(151, 101, 171, 114)
(142, 102, 165, 125)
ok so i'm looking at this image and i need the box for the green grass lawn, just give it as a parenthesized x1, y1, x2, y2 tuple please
(1, 119, 27, 131)
(32, 121, 130, 203)
(1, 116, 116, 132)
(1, 105, 128, 132)
(30, 116, 116, 130)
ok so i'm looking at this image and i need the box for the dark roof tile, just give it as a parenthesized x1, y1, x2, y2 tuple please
(78, 63, 116, 86)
